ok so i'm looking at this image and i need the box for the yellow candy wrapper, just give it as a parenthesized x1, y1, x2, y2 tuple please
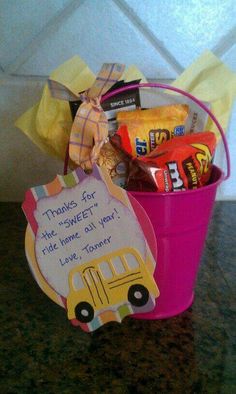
(117, 104, 189, 156)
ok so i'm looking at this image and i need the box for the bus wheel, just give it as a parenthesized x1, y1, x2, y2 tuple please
(75, 302, 94, 323)
(128, 284, 149, 307)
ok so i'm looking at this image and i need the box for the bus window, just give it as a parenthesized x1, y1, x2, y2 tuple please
(112, 256, 126, 274)
(73, 272, 84, 290)
(125, 253, 139, 269)
(99, 261, 113, 279)
(85, 271, 91, 286)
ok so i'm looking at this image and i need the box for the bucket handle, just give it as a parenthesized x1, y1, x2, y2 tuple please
(101, 82, 230, 181)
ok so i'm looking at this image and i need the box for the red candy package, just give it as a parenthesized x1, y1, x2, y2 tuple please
(126, 132, 217, 192)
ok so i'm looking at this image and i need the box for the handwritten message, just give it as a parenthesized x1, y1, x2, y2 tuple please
(34, 177, 146, 297)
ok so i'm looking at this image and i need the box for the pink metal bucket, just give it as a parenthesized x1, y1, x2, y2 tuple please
(101, 83, 231, 319)
(130, 164, 223, 319)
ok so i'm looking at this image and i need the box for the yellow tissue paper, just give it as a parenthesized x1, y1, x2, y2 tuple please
(172, 50, 236, 140)
(15, 56, 146, 161)
(16, 52, 236, 161)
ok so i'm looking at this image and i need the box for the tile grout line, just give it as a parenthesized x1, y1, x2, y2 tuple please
(212, 26, 236, 57)
(0, 74, 175, 84)
(113, 0, 184, 75)
(1, 74, 55, 82)
(4, 0, 86, 75)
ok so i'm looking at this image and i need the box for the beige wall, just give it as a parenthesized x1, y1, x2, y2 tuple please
(0, 77, 62, 201)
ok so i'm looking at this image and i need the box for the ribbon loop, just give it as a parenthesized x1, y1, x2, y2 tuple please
(69, 63, 125, 170)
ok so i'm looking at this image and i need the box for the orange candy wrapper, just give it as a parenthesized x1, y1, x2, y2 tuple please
(116, 104, 189, 156)
(125, 132, 217, 192)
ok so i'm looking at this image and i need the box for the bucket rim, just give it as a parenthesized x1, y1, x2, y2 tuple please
(129, 164, 223, 197)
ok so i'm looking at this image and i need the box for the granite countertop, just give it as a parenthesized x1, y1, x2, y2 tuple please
(0, 202, 235, 393)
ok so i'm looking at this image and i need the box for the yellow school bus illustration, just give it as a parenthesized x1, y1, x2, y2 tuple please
(67, 247, 159, 323)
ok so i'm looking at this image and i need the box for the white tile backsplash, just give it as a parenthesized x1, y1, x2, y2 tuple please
(218, 101, 236, 199)
(124, 0, 236, 69)
(0, 0, 235, 200)
(15, 0, 177, 78)
(0, 0, 71, 71)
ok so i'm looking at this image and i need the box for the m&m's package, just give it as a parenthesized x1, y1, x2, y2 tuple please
(125, 131, 217, 192)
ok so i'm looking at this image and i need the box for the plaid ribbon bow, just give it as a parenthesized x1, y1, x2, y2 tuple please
(69, 63, 125, 171)
(48, 63, 125, 171)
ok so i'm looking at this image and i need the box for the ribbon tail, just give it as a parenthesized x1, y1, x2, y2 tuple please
(48, 79, 79, 101)
(69, 102, 95, 169)
(69, 63, 125, 170)
(87, 63, 125, 98)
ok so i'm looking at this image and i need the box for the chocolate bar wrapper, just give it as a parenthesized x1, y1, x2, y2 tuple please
(126, 131, 217, 193)
(69, 80, 141, 136)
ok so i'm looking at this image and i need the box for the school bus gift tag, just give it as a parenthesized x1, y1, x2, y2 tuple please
(22, 165, 159, 332)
